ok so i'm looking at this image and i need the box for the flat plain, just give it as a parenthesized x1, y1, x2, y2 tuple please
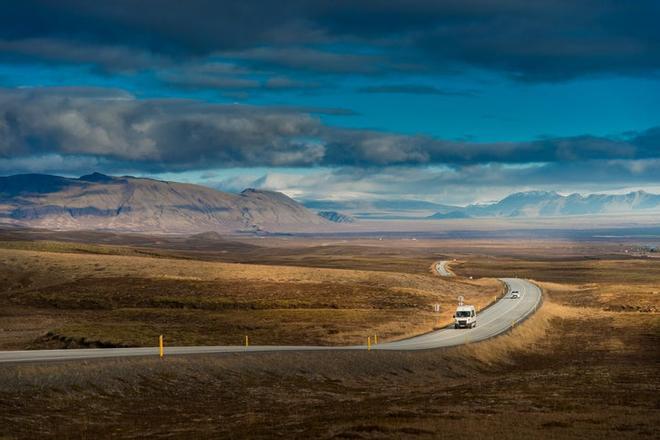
(0, 228, 658, 439)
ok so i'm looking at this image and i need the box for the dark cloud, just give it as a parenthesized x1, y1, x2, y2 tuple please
(159, 63, 325, 93)
(1, 87, 659, 174)
(322, 130, 653, 167)
(225, 47, 387, 75)
(316, 0, 660, 81)
(264, 76, 323, 91)
(358, 84, 476, 96)
(0, 88, 330, 171)
(628, 126, 660, 155)
(0, 1, 314, 55)
(160, 74, 261, 91)
(0, 38, 169, 72)
(1, 1, 659, 81)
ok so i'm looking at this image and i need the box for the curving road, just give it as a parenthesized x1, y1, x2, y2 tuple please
(0, 268, 541, 363)
(375, 277, 541, 350)
(434, 260, 454, 277)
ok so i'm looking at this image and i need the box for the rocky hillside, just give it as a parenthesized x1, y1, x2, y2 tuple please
(0, 173, 329, 233)
(317, 211, 356, 223)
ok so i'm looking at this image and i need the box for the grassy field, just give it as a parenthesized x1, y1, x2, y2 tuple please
(0, 231, 658, 439)
(0, 300, 657, 439)
(455, 257, 660, 312)
(0, 246, 500, 348)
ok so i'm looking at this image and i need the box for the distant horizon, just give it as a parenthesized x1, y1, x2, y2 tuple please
(3, 171, 660, 212)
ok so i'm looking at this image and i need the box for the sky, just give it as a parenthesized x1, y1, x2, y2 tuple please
(1, 0, 659, 205)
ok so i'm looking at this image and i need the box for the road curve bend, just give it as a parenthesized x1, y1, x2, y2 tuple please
(0, 276, 542, 363)
(434, 260, 454, 277)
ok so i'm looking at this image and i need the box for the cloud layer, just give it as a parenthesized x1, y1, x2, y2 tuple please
(2, 87, 659, 173)
(2, 1, 660, 81)
(214, 161, 660, 205)
(1, 86, 659, 205)
(2, 2, 659, 204)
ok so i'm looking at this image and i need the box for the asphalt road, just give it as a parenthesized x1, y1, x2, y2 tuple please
(0, 269, 542, 363)
(435, 260, 454, 277)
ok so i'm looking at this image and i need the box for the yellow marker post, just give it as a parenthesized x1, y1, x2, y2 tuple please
(511, 320, 515, 330)
(159, 335, 164, 358)
(245, 335, 249, 347)
(374, 335, 378, 345)
(367, 336, 371, 351)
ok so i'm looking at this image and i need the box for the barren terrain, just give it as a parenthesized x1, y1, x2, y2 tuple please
(0, 229, 658, 439)
(0, 244, 499, 349)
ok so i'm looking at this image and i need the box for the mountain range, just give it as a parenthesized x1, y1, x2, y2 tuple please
(305, 190, 660, 219)
(431, 190, 660, 218)
(0, 173, 329, 234)
(1, 173, 658, 234)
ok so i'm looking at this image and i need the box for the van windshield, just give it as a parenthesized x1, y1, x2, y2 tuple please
(456, 311, 471, 317)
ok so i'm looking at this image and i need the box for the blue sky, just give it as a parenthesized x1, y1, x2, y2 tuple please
(1, 1, 660, 204)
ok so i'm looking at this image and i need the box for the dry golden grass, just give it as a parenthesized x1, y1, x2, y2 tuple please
(1, 234, 658, 439)
(457, 257, 660, 312)
(0, 240, 151, 256)
(457, 300, 580, 365)
(1, 298, 657, 440)
(456, 257, 660, 284)
(539, 280, 659, 312)
(0, 248, 500, 348)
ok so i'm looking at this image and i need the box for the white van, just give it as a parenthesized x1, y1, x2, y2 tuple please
(454, 305, 477, 329)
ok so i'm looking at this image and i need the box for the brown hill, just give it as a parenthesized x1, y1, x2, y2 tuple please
(0, 173, 328, 234)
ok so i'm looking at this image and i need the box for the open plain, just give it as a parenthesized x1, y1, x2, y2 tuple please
(0, 229, 658, 439)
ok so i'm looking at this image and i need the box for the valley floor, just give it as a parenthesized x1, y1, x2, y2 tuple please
(0, 231, 658, 439)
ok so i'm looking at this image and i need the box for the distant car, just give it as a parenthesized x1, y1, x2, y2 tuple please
(511, 290, 520, 299)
